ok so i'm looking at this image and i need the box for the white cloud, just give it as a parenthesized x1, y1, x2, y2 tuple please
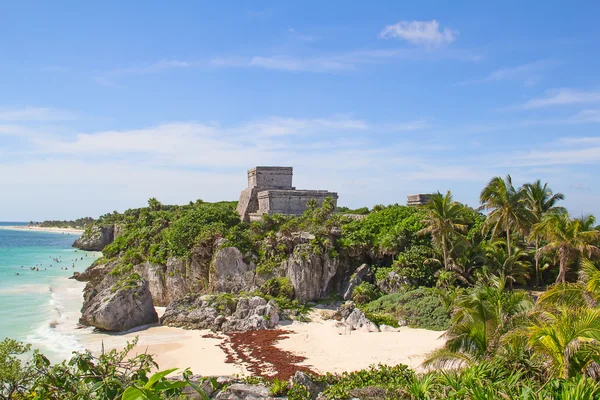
(211, 46, 480, 73)
(518, 88, 600, 109)
(455, 60, 556, 86)
(0, 107, 76, 122)
(504, 136, 600, 167)
(379, 20, 458, 46)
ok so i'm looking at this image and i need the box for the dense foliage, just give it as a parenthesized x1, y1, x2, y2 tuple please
(24, 174, 598, 398)
(0, 338, 204, 399)
(31, 217, 95, 229)
(362, 288, 450, 330)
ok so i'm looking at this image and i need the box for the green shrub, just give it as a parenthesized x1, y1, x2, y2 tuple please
(269, 378, 289, 396)
(320, 364, 415, 399)
(393, 245, 440, 287)
(260, 277, 294, 299)
(352, 282, 381, 305)
(363, 287, 450, 330)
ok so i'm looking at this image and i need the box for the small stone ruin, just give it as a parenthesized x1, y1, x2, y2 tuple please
(236, 166, 338, 222)
(407, 194, 432, 206)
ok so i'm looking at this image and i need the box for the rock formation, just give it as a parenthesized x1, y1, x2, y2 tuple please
(160, 294, 279, 332)
(343, 263, 372, 300)
(78, 273, 158, 332)
(72, 225, 115, 251)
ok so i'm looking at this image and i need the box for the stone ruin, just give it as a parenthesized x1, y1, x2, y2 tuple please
(236, 166, 338, 222)
(407, 194, 432, 206)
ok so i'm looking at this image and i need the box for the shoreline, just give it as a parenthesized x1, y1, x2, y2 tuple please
(48, 276, 445, 377)
(0, 225, 84, 234)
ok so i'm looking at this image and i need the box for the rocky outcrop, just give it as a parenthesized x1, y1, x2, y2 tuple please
(160, 294, 279, 332)
(343, 263, 372, 300)
(79, 274, 158, 331)
(133, 262, 168, 306)
(334, 301, 379, 332)
(344, 308, 379, 332)
(377, 271, 409, 294)
(284, 244, 340, 302)
(209, 247, 258, 294)
(72, 225, 115, 251)
(290, 372, 327, 400)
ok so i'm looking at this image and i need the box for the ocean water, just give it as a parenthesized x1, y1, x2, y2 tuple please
(0, 222, 100, 361)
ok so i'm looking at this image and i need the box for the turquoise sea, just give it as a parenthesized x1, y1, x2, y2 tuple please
(0, 222, 99, 361)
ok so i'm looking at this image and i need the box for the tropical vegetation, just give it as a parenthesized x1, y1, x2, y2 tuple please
(3, 174, 600, 398)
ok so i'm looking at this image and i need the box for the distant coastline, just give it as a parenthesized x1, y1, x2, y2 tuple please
(0, 225, 84, 234)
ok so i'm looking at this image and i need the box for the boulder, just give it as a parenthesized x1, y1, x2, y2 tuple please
(161, 295, 279, 332)
(343, 263, 372, 300)
(209, 247, 257, 294)
(79, 275, 158, 331)
(72, 225, 115, 251)
(214, 383, 273, 400)
(379, 324, 400, 332)
(344, 308, 379, 332)
(376, 271, 409, 294)
(290, 371, 327, 400)
(284, 244, 339, 301)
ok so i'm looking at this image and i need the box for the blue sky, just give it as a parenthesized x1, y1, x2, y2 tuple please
(1, 1, 599, 220)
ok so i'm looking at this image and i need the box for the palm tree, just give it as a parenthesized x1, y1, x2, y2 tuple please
(579, 258, 600, 298)
(484, 239, 531, 288)
(527, 306, 600, 378)
(523, 180, 565, 286)
(418, 191, 469, 271)
(423, 276, 533, 368)
(480, 175, 533, 258)
(533, 213, 600, 283)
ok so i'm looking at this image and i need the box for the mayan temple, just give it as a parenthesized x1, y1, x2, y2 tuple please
(236, 166, 338, 222)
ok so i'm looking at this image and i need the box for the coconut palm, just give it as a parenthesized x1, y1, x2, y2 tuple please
(579, 258, 600, 298)
(484, 239, 531, 288)
(480, 175, 533, 257)
(533, 213, 600, 284)
(527, 306, 600, 378)
(418, 191, 469, 271)
(523, 180, 565, 286)
(423, 276, 533, 369)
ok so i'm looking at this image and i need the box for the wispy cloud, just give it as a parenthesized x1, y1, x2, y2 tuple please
(516, 88, 600, 109)
(211, 46, 481, 73)
(504, 136, 600, 167)
(455, 59, 557, 86)
(93, 76, 122, 88)
(380, 20, 458, 46)
(94, 59, 197, 87)
(286, 28, 321, 42)
(0, 107, 76, 122)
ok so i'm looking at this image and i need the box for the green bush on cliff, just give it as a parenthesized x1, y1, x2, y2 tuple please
(260, 277, 294, 299)
(165, 201, 241, 258)
(339, 205, 428, 257)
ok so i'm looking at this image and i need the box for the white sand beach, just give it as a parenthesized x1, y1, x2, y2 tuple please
(0, 225, 84, 234)
(88, 308, 445, 377)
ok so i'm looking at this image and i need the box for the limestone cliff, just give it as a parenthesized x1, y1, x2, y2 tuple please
(76, 232, 357, 332)
(72, 224, 116, 251)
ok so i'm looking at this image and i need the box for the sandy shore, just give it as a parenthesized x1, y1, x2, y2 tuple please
(0, 225, 84, 234)
(276, 310, 445, 373)
(89, 309, 444, 377)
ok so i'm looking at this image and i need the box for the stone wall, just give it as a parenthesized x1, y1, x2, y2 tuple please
(251, 190, 338, 220)
(237, 166, 338, 221)
(247, 166, 293, 189)
(407, 194, 432, 206)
